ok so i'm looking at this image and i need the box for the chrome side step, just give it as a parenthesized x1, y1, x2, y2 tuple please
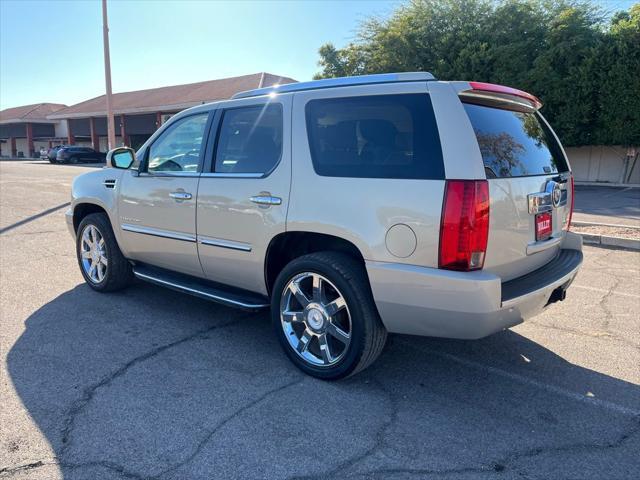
(132, 265, 270, 311)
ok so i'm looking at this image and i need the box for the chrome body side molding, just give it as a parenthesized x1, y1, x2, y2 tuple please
(121, 223, 196, 243)
(198, 236, 252, 252)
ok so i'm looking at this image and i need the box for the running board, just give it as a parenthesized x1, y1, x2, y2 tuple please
(132, 264, 270, 311)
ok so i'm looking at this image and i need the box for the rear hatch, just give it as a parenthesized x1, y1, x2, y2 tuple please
(460, 83, 573, 281)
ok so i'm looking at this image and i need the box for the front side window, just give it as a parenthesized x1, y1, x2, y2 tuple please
(305, 94, 444, 179)
(147, 113, 208, 173)
(463, 103, 568, 178)
(214, 104, 283, 174)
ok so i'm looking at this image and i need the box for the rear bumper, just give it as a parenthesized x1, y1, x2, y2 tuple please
(366, 232, 583, 339)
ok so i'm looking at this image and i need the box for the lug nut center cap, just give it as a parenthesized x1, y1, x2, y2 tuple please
(306, 307, 325, 330)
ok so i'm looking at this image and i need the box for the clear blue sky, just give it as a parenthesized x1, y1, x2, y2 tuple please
(0, 0, 635, 110)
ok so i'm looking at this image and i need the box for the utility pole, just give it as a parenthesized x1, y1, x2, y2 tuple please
(102, 0, 116, 150)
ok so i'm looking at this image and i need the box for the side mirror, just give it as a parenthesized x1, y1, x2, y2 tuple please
(107, 147, 135, 169)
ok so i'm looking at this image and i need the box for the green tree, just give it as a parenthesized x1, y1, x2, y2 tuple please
(314, 0, 639, 147)
(592, 4, 640, 145)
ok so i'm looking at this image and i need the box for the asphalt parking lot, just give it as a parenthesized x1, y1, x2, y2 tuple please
(1, 160, 639, 480)
(573, 185, 640, 227)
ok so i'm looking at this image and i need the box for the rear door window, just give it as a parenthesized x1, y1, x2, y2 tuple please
(305, 94, 444, 179)
(463, 103, 568, 178)
(214, 104, 283, 175)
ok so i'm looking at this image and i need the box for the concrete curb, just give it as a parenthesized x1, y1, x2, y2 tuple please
(575, 182, 640, 188)
(578, 233, 640, 251)
(573, 220, 640, 230)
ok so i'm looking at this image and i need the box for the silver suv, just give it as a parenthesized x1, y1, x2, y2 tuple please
(67, 73, 583, 379)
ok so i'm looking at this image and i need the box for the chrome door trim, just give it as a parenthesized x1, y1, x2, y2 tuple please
(198, 235, 252, 252)
(121, 223, 196, 242)
(200, 172, 265, 178)
(132, 269, 269, 309)
(137, 171, 200, 178)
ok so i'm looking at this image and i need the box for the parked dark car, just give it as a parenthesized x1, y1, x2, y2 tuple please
(56, 146, 106, 164)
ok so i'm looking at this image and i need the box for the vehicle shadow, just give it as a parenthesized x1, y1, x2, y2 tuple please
(6, 283, 640, 479)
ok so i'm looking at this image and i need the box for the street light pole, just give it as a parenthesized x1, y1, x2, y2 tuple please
(102, 0, 116, 150)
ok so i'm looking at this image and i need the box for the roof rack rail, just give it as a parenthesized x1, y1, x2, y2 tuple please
(232, 72, 436, 99)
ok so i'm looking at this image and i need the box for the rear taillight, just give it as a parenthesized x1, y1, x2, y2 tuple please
(439, 180, 490, 271)
(567, 174, 575, 231)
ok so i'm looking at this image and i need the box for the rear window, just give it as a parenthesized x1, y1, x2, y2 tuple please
(463, 103, 568, 178)
(305, 94, 444, 179)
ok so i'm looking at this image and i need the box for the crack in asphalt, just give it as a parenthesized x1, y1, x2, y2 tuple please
(287, 377, 398, 480)
(528, 320, 640, 350)
(339, 416, 640, 479)
(0, 458, 144, 480)
(58, 317, 245, 457)
(153, 378, 303, 479)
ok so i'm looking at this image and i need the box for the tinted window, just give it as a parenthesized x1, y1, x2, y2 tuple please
(214, 104, 283, 174)
(147, 113, 208, 173)
(463, 103, 568, 178)
(305, 94, 444, 179)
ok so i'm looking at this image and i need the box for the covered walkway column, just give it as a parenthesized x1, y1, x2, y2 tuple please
(89, 117, 99, 151)
(67, 120, 75, 145)
(156, 112, 162, 131)
(25, 123, 34, 157)
(120, 114, 129, 147)
(9, 137, 17, 157)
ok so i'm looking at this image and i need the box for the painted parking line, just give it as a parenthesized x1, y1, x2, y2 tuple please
(573, 284, 640, 299)
(399, 339, 640, 418)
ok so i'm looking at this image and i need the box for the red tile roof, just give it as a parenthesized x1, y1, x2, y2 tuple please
(0, 103, 67, 123)
(49, 72, 296, 119)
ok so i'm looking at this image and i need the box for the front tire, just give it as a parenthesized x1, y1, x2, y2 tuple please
(271, 252, 387, 380)
(76, 213, 133, 292)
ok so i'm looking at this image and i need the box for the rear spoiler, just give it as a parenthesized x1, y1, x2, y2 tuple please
(458, 81, 543, 111)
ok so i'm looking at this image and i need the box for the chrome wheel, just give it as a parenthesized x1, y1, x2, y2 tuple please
(280, 272, 352, 367)
(80, 224, 108, 283)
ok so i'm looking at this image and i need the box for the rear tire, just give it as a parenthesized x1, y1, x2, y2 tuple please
(271, 252, 387, 380)
(76, 213, 133, 292)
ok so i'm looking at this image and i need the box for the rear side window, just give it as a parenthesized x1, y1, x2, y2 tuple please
(463, 103, 568, 178)
(305, 94, 444, 179)
(214, 104, 283, 175)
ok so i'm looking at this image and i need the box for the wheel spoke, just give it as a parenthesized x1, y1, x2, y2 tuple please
(312, 274, 323, 302)
(282, 310, 304, 325)
(324, 297, 346, 317)
(289, 280, 311, 308)
(326, 321, 350, 344)
(318, 334, 334, 364)
(81, 251, 92, 259)
(99, 255, 108, 266)
(296, 330, 313, 354)
(89, 262, 97, 280)
(82, 229, 93, 248)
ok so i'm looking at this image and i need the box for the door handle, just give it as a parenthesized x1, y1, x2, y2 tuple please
(250, 195, 282, 206)
(169, 192, 192, 200)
